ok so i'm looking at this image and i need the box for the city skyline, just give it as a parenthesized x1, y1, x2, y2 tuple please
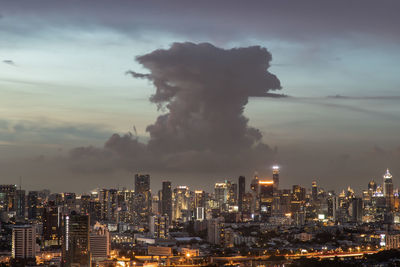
(1, 0, 400, 194)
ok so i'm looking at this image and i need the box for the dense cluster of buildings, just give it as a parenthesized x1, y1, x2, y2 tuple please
(1, 168, 400, 266)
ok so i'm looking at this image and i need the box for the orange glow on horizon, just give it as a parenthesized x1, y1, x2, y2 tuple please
(259, 180, 274, 185)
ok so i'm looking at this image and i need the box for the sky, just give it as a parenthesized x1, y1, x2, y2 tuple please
(0, 0, 399, 194)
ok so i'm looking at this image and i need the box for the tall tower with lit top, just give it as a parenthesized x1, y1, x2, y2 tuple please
(272, 166, 280, 190)
(383, 168, 394, 210)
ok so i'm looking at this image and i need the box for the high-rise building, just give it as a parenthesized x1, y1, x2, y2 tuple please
(312, 181, 318, 202)
(207, 217, 224, 245)
(0, 185, 17, 212)
(173, 186, 191, 222)
(161, 181, 172, 222)
(350, 197, 363, 223)
(272, 166, 280, 190)
(90, 222, 110, 261)
(62, 212, 91, 267)
(149, 215, 169, 239)
(259, 180, 274, 219)
(43, 206, 62, 247)
(134, 174, 151, 226)
(383, 169, 394, 210)
(12, 225, 36, 259)
(238, 176, 245, 212)
(15, 189, 25, 220)
(27, 191, 40, 220)
(215, 182, 228, 211)
(99, 189, 118, 223)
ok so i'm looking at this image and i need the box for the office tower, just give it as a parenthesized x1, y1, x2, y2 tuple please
(279, 189, 291, 214)
(250, 175, 260, 213)
(99, 189, 118, 223)
(80, 195, 91, 215)
(215, 182, 228, 211)
(161, 181, 172, 222)
(27, 191, 39, 220)
(134, 174, 151, 226)
(0, 184, 17, 212)
(259, 180, 274, 219)
(383, 169, 394, 210)
(272, 166, 280, 190)
(12, 225, 36, 259)
(238, 176, 245, 212)
(152, 195, 160, 215)
(43, 206, 62, 247)
(149, 215, 169, 239)
(15, 189, 25, 220)
(207, 217, 224, 245)
(368, 180, 377, 192)
(228, 182, 238, 207)
(196, 207, 205, 221)
(312, 181, 318, 201)
(63, 192, 77, 213)
(62, 212, 91, 267)
(194, 190, 205, 220)
(90, 222, 110, 261)
(173, 186, 191, 222)
(350, 197, 363, 223)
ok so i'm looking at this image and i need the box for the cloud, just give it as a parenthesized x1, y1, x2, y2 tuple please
(3, 60, 15, 66)
(69, 42, 281, 174)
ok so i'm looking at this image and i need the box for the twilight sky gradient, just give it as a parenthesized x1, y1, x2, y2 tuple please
(0, 0, 399, 193)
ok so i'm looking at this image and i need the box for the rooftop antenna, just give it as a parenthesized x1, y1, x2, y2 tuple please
(19, 176, 22, 191)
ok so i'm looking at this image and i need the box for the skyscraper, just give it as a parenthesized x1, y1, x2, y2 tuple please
(161, 181, 172, 222)
(272, 166, 280, 190)
(383, 169, 394, 210)
(259, 180, 274, 219)
(238, 176, 245, 212)
(173, 186, 191, 222)
(149, 215, 169, 239)
(43, 206, 62, 247)
(312, 181, 318, 202)
(99, 189, 118, 223)
(62, 212, 91, 267)
(27, 191, 39, 220)
(12, 225, 36, 259)
(134, 174, 151, 226)
(0, 184, 17, 212)
(90, 222, 110, 261)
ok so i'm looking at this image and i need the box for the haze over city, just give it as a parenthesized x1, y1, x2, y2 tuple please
(1, 0, 400, 193)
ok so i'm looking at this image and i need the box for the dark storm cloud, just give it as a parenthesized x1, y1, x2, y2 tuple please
(70, 43, 281, 173)
(2, 0, 400, 44)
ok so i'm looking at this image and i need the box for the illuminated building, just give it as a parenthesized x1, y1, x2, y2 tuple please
(12, 225, 36, 259)
(259, 180, 274, 219)
(207, 217, 224, 245)
(43, 206, 62, 247)
(90, 222, 110, 261)
(15, 189, 25, 220)
(149, 215, 169, 239)
(134, 174, 152, 226)
(62, 212, 91, 267)
(161, 181, 172, 222)
(0, 184, 17, 212)
(272, 166, 280, 190)
(312, 181, 318, 202)
(383, 169, 394, 210)
(27, 191, 40, 220)
(99, 189, 118, 223)
(215, 182, 228, 211)
(238, 176, 245, 212)
(194, 190, 205, 220)
(173, 186, 191, 222)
